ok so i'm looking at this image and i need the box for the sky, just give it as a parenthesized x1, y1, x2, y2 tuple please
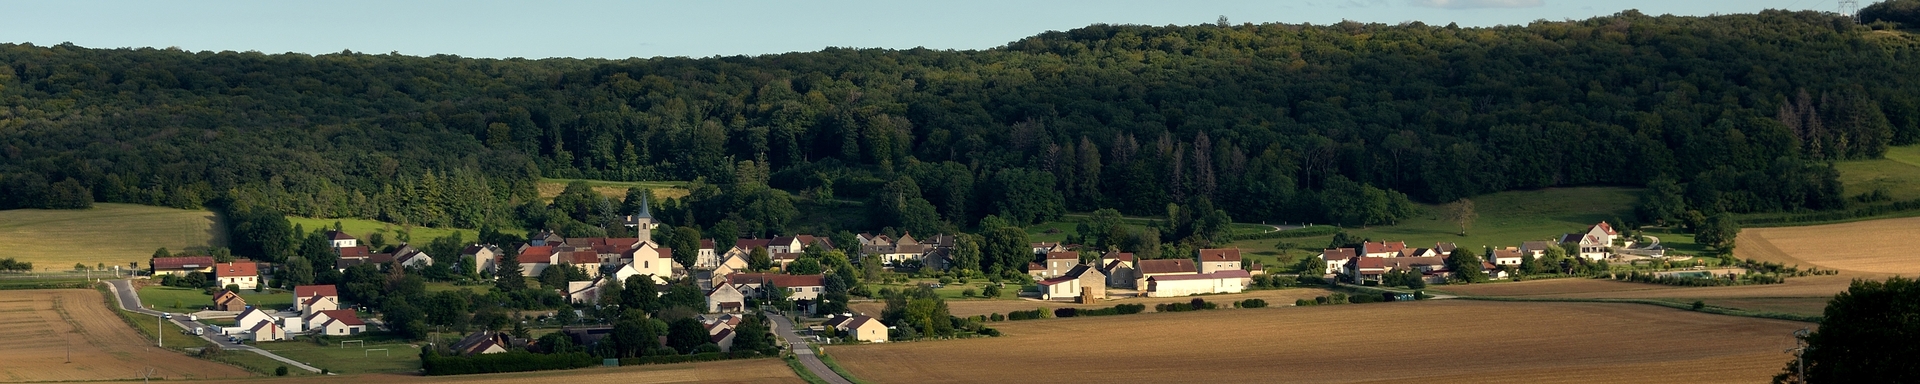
(0, 0, 1845, 60)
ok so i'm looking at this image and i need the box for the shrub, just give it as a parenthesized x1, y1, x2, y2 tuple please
(938, 276, 954, 285)
(1053, 308, 1077, 318)
(276, 366, 289, 376)
(961, 288, 977, 298)
(1692, 300, 1706, 310)
(990, 313, 1004, 321)
(1295, 299, 1313, 306)
(1414, 290, 1431, 300)
(1238, 299, 1268, 308)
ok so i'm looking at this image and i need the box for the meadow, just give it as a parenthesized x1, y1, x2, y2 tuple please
(0, 289, 251, 382)
(137, 285, 295, 313)
(830, 300, 1807, 384)
(284, 216, 518, 246)
(537, 178, 691, 201)
(0, 203, 225, 270)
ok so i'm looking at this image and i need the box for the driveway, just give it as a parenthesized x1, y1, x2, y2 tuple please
(105, 279, 325, 373)
(766, 311, 853, 384)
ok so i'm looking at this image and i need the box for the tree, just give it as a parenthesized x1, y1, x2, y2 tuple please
(1445, 247, 1487, 283)
(731, 314, 775, 353)
(1636, 178, 1687, 226)
(495, 248, 525, 291)
(153, 248, 171, 258)
(786, 258, 824, 275)
(668, 226, 701, 269)
(982, 283, 1002, 299)
(950, 234, 983, 274)
(622, 275, 660, 313)
(667, 317, 708, 354)
(1695, 212, 1741, 252)
(1443, 199, 1477, 236)
(979, 223, 1031, 274)
(1861, 0, 1920, 27)
(1794, 276, 1920, 382)
(1327, 230, 1361, 249)
(748, 247, 772, 271)
(611, 319, 658, 358)
(539, 263, 572, 289)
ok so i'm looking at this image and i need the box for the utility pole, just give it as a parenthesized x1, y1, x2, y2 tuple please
(1840, 0, 1861, 23)
(157, 315, 163, 348)
(1786, 328, 1810, 384)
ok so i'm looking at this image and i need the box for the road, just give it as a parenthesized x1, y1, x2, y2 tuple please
(105, 279, 325, 373)
(766, 311, 854, 384)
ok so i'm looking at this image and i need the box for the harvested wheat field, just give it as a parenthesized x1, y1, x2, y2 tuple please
(0, 289, 250, 382)
(851, 288, 1335, 318)
(832, 300, 1807, 384)
(1738, 217, 1920, 275)
(194, 358, 801, 384)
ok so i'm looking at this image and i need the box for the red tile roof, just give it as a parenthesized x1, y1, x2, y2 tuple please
(1137, 259, 1197, 275)
(734, 239, 773, 251)
(294, 285, 338, 298)
(337, 246, 370, 258)
(216, 262, 258, 278)
(1103, 252, 1135, 262)
(1199, 248, 1242, 262)
(1589, 222, 1617, 236)
(1149, 269, 1251, 281)
(1321, 248, 1358, 260)
(1045, 251, 1077, 260)
(568, 250, 600, 264)
(1363, 241, 1407, 255)
(723, 273, 824, 288)
(317, 309, 364, 326)
(700, 239, 716, 250)
(152, 256, 216, 270)
(517, 246, 555, 263)
(772, 252, 802, 261)
(327, 230, 356, 241)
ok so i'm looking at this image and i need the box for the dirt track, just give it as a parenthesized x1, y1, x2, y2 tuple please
(0, 289, 250, 382)
(832, 300, 1807, 384)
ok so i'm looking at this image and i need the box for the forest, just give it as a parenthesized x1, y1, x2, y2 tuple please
(2, 9, 1917, 246)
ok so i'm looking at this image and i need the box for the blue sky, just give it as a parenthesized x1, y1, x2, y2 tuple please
(1, 0, 1841, 59)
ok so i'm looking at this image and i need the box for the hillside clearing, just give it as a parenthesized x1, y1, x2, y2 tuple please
(0, 289, 251, 382)
(0, 203, 225, 270)
(831, 300, 1805, 384)
(537, 178, 690, 202)
(283, 216, 518, 245)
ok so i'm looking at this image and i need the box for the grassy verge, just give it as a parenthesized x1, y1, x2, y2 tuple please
(785, 355, 831, 384)
(812, 344, 874, 384)
(0, 275, 93, 290)
(868, 279, 1016, 300)
(260, 336, 420, 374)
(97, 284, 283, 376)
(1455, 296, 1821, 323)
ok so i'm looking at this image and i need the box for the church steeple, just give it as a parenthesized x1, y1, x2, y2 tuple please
(627, 194, 658, 244)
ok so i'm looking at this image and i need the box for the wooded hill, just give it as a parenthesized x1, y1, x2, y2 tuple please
(1, 9, 1914, 238)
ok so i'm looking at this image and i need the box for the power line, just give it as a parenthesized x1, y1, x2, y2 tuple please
(1839, 0, 1861, 23)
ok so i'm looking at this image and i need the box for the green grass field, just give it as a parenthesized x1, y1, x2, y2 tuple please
(259, 334, 421, 374)
(868, 279, 1018, 300)
(538, 178, 691, 201)
(285, 216, 520, 245)
(0, 203, 226, 270)
(1028, 214, 1275, 244)
(1835, 144, 1920, 202)
(139, 285, 295, 314)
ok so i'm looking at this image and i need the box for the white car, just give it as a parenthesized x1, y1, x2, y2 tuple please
(188, 314, 198, 322)
(162, 313, 173, 320)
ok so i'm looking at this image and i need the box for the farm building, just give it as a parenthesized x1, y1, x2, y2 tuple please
(1145, 270, 1250, 298)
(824, 314, 888, 343)
(1197, 248, 1242, 274)
(707, 283, 745, 313)
(151, 256, 215, 277)
(1134, 259, 1198, 289)
(450, 330, 510, 356)
(1038, 264, 1106, 301)
(212, 290, 247, 311)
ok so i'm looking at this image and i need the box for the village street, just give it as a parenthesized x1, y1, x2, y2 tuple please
(105, 279, 325, 373)
(767, 310, 853, 384)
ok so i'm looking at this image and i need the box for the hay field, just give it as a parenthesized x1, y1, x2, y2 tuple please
(0, 203, 225, 269)
(0, 289, 250, 382)
(537, 178, 690, 202)
(1736, 216, 1920, 275)
(849, 288, 1335, 318)
(192, 358, 800, 384)
(832, 301, 1805, 384)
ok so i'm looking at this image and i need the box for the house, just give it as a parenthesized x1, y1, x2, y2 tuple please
(233, 307, 278, 333)
(710, 328, 736, 352)
(863, 233, 926, 265)
(514, 245, 557, 276)
(1135, 259, 1199, 289)
(293, 285, 340, 314)
(1034, 252, 1079, 279)
(311, 309, 366, 336)
(1101, 259, 1137, 289)
(1038, 264, 1106, 301)
(1558, 222, 1620, 260)
(152, 256, 216, 276)
(461, 244, 502, 275)
(824, 315, 888, 343)
(212, 290, 248, 311)
(451, 331, 511, 356)
(565, 250, 602, 278)
(1434, 242, 1458, 256)
(1348, 256, 1448, 283)
(566, 278, 603, 304)
(1100, 252, 1135, 270)
(1197, 248, 1242, 274)
(920, 248, 952, 271)
(770, 234, 834, 254)
(392, 247, 434, 269)
(1489, 247, 1525, 266)
(247, 319, 287, 342)
(694, 239, 723, 269)
(1520, 241, 1555, 257)
(1361, 241, 1408, 258)
(706, 283, 745, 313)
(1031, 242, 1067, 255)
(214, 262, 260, 290)
(325, 230, 358, 248)
(771, 252, 803, 268)
(1319, 248, 1358, 277)
(619, 243, 674, 283)
(723, 273, 826, 302)
(1145, 270, 1250, 297)
(336, 245, 370, 259)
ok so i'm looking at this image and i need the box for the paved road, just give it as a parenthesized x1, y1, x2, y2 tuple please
(767, 311, 853, 384)
(105, 279, 325, 373)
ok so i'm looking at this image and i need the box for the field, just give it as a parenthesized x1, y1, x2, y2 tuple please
(1834, 144, 1920, 202)
(0, 203, 226, 270)
(190, 358, 802, 384)
(0, 289, 251, 382)
(1737, 216, 1920, 275)
(285, 216, 517, 245)
(850, 288, 1335, 318)
(1025, 214, 1275, 244)
(138, 285, 295, 313)
(259, 336, 421, 374)
(538, 178, 690, 201)
(831, 300, 1807, 384)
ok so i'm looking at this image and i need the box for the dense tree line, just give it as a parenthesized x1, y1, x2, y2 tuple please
(3, 9, 1913, 235)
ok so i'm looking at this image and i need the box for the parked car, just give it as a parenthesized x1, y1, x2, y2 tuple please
(188, 314, 198, 322)
(162, 313, 173, 320)
(193, 327, 205, 336)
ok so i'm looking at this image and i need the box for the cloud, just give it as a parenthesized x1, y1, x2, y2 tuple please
(1409, 0, 1544, 9)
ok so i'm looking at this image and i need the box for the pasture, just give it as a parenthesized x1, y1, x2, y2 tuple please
(0, 203, 225, 270)
(1834, 144, 1920, 202)
(137, 285, 294, 313)
(537, 178, 691, 201)
(190, 358, 802, 384)
(0, 289, 251, 382)
(831, 300, 1807, 384)
(284, 216, 516, 246)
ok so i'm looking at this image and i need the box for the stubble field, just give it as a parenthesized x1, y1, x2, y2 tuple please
(830, 300, 1807, 384)
(190, 358, 801, 384)
(0, 289, 250, 382)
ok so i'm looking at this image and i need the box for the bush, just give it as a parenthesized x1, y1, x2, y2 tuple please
(1295, 299, 1313, 306)
(276, 366, 289, 376)
(989, 313, 1004, 321)
(618, 351, 766, 366)
(961, 288, 977, 298)
(1414, 290, 1431, 300)
(1238, 299, 1268, 308)
(1053, 308, 1077, 318)
(1006, 309, 1048, 320)
(1692, 300, 1706, 310)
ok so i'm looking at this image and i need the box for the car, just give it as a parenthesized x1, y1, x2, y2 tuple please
(188, 314, 198, 322)
(162, 313, 173, 320)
